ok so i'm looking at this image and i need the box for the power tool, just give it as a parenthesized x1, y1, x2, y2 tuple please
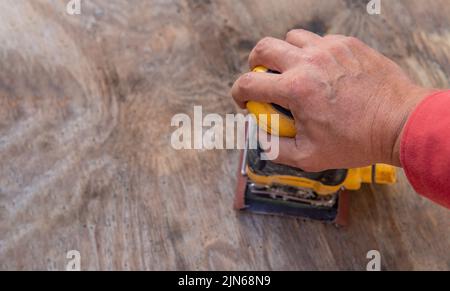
(234, 66, 397, 226)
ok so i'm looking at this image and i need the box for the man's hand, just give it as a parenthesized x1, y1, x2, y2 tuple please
(231, 30, 435, 171)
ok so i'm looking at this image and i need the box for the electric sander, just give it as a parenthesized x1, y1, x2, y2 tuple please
(234, 66, 397, 226)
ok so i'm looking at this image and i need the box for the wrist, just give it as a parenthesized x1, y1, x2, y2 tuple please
(390, 86, 438, 167)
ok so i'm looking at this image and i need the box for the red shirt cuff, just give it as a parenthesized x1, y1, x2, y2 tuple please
(400, 90, 450, 209)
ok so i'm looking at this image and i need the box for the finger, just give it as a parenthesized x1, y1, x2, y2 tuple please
(272, 137, 299, 166)
(286, 29, 322, 48)
(248, 37, 301, 72)
(272, 137, 324, 172)
(231, 71, 290, 109)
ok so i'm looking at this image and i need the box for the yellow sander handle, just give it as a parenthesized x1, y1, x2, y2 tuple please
(248, 66, 297, 137)
(247, 66, 396, 189)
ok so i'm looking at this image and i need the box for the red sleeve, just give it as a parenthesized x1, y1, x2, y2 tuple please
(400, 90, 450, 209)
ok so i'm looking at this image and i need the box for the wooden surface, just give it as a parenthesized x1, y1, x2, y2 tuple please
(0, 0, 449, 271)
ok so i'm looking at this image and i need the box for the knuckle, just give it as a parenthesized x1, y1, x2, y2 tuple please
(345, 36, 362, 47)
(253, 37, 274, 55)
(286, 71, 327, 98)
(287, 29, 306, 38)
(286, 29, 301, 41)
(302, 50, 329, 65)
(324, 35, 347, 49)
(285, 74, 308, 97)
(236, 73, 254, 93)
(327, 42, 348, 55)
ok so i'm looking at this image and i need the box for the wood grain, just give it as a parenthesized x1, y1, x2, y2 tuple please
(0, 0, 449, 270)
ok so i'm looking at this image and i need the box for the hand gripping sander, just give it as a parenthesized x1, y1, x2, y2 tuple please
(234, 66, 397, 226)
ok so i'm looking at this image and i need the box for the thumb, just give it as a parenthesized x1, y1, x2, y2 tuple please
(257, 129, 301, 165)
(271, 136, 323, 172)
